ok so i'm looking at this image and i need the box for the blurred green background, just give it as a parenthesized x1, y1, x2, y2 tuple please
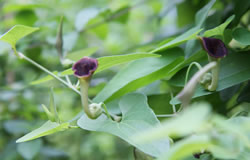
(0, 0, 249, 159)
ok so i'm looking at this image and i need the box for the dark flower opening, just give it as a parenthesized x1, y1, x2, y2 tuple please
(72, 57, 98, 78)
(200, 37, 228, 58)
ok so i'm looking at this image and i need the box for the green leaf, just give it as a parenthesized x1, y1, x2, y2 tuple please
(96, 53, 161, 73)
(158, 135, 212, 160)
(134, 102, 211, 143)
(30, 53, 161, 85)
(30, 71, 58, 85)
(170, 52, 250, 104)
(203, 15, 235, 37)
(16, 121, 69, 143)
(17, 139, 42, 160)
(66, 47, 98, 61)
(232, 28, 250, 45)
(77, 93, 170, 157)
(151, 27, 202, 53)
(0, 25, 39, 54)
(93, 48, 185, 103)
(237, 82, 250, 103)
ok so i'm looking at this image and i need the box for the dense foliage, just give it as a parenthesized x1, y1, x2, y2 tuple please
(0, 0, 250, 160)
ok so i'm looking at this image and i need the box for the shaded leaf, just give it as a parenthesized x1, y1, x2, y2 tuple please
(170, 52, 250, 104)
(96, 53, 161, 73)
(232, 28, 250, 45)
(77, 93, 170, 157)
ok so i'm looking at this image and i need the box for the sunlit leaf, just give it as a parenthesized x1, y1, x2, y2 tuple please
(203, 15, 235, 37)
(151, 27, 202, 53)
(0, 25, 39, 54)
(16, 121, 69, 143)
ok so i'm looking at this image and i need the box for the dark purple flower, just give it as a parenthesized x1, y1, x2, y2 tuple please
(72, 57, 98, 79)
(199, 37, 228, 58)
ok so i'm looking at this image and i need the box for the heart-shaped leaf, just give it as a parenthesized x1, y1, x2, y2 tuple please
(77, 93, 170, 157)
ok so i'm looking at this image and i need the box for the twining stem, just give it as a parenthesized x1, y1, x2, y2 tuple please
(101, 103, 112, 120)
(207, 56, 220, 91)
(170, 91, 176, 113)
(17, 52, 93, 103)
(176, 62, 217, 108)
(185, 62, 203, 85)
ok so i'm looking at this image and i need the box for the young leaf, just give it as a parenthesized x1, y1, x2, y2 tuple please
(16, 121, 69, 143)
(203, 15, 235, 37)
(151, 27, 202, 53)
(77, 93, 170, 157)
(0, 25, 39, 55)
(93, 48, 184, 103)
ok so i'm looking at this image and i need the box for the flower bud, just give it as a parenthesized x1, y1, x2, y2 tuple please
(72, 57, 98, 80)
(89, 103, 102, 119)
(199, 37, 228, 58)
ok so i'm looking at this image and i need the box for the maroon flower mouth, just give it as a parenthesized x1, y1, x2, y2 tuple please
(72, 57, 98, 78)
(199, 37, 228, 58)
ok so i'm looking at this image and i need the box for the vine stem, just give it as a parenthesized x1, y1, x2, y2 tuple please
(17, 52, 93, 103)
(185, 62, 202, 85)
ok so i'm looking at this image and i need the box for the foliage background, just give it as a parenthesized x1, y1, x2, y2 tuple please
(0, 0, 249, 160)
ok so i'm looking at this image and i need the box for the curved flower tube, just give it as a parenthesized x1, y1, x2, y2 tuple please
(72, 57, 100, 119)
(198, 37, 228, 91)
